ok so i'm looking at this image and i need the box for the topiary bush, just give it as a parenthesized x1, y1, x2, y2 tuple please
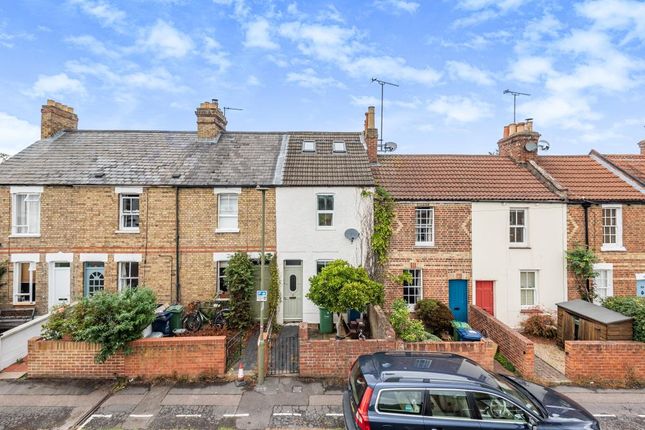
(389, 299, 431, 342)
(521, 313, 558, 339)
(267, 253, 280, 326)
(603, 296, 645, 342)
(225, 252, 255, 331)
(415, 299, 454, 336)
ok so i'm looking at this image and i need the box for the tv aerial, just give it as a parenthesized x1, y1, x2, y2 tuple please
(223, 106, 243, 118)
(372, 77, 399, 152)
(503, 89, 530, 123)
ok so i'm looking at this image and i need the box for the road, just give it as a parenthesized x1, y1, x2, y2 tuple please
(0, 378, 643, 429)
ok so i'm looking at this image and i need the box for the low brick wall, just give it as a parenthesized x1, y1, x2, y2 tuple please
(299, 322, 496, 378)
(28, 336, 226, 379)
(565, 341, 645, 384)
(469, 305, 534, 377)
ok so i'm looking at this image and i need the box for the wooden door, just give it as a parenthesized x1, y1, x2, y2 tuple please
(475, 281, 494, 315)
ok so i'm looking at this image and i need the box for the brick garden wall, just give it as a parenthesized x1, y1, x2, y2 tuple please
(28, 336, 226, 379)
(565, 341, 645, 384)
(299, 322, 496, 378)
(469, 305, 534, 377)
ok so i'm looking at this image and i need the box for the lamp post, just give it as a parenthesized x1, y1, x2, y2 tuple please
(256, 184, 269, 384)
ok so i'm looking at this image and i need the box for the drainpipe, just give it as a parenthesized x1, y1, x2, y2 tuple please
(582, 201, 591, 294)
(175, 186, 181, 303)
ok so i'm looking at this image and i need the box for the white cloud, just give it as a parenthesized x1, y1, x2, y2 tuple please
(576, 0, 645, 44)
(445, 61, 494, 86)
(345, 56, 442, 86)
(437, 30, 511, 50)
(517, 94, 600, 130)
(286, 68, 346, 89)
(0, 113, 40, 154)
(350, 95, 421, 109)
(427, 95, 492, 123)
(202, 36, 231, 73)
(138, 20, 194, 59)
(68, 0, 126, 29)
(26, 73, 86, 98)
(507, 56, 554, 83)
(374, 0, 420, 14)
(66, 34, 119, 58)
(244, 18, 279, 49)
(247, 75, 261, 86)
(452, 0, 526, 27)
(278, 22, 358, 62)
(213, 0, 250, 19)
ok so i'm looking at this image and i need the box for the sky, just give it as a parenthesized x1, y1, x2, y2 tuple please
(0, 0, 644, 156)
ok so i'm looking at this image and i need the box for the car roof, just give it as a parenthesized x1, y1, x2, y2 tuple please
(358, 352, 503, 392)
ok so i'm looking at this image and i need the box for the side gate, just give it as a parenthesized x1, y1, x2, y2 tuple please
(268, 325, 299, 375)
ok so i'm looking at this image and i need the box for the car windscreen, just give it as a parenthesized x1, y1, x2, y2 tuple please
(493, 375, 543, 417)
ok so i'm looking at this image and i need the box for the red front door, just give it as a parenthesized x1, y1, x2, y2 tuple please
(476, 281, 494, 315)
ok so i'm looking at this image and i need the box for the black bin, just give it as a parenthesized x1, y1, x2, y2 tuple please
(152, 311, 172, 336)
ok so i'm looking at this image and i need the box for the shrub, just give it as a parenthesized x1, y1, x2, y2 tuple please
(603, 296, 645, 342)
(566, 246, 598, 302)
(225, 252, 255, 331)
(389, 299, 430, 342)
(521, 314, 558, 339)
(415, 299, 454, 336)
(495, 351, 516, 373)
(268, 254, 280, 326)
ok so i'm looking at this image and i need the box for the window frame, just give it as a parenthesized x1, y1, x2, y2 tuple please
(520, 270, 537, 308)
(332, 140, 346, 153)
(118, 261, 139, 291)
(217, 260, 229, 295)
(509, 208, 528, 247)
(11, 188, 42, 237)
(302, 140, 316, 152)
(593, 263, 613, 303)
(601, 204, 625, 251)
(403, 268, 423, 308)
(13, 261, 37, 304)
(118, 193, 141, 232)
(415, 207, 434, 247)
(215, 189, 240, 233)
(375, 388, 428, 417)
(316, 193, 335, 229)
(84, 262, 105, 297)
(316, 259, 332, 274)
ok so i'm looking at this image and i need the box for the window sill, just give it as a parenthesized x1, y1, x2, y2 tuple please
(316, 226, 335, 231)
(10, 234, 40, 238)
(509, 245, 530, 249)
(520, 307, 540, 313)
(115, 229, 140, 234)
(215, 228, 240, 233)
(600, 245, 626, 252)
(415, 243, 434, 248)
(13, 302, 36, 306)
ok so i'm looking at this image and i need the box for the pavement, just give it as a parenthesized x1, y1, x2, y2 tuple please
(0, 377, 644, 429)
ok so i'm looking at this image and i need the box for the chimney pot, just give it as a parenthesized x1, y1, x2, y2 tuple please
(41, 99, 78, 139)
(196, 99, 227, 139)
(498, 121, 540, 163)
(503, 125, 510, 138)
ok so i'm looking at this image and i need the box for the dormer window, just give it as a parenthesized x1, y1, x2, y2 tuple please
(302, 140, 316, 152)
(333, 140, 346, 153)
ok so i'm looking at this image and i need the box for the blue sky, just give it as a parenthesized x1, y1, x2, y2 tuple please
(1, 0, 644, 156)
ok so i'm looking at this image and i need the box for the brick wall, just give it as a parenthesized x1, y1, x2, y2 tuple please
(299, 322, 496, 378)
(28, 336, 226, 379)
(469, 305, 534, 377)
(0, 186, 276, 313)
(565, 341, 645, 384)
(383, 202, 471, 308)
(567, 204, 645, 298)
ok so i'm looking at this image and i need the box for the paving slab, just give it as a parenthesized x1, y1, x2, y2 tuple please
(0, 379, 107, 395)
(122, 384, 172, 430)
(309, 394, 343, 406)
(168, 381, 244, 395)
(161, 393, 241, 406)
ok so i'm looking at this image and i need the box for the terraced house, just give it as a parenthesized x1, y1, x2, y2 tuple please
(0, 100, 374, 322)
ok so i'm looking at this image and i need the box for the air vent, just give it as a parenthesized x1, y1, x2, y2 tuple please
(172, 173, 181, 179)
(94, 172, 105, 178)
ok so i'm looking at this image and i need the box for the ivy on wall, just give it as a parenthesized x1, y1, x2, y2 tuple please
(566, 245, 598, 302)
(371, 186, 395, 266)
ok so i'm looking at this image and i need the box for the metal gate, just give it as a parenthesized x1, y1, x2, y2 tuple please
(226, 330, 244, 370)
(268, 326, 299, 375)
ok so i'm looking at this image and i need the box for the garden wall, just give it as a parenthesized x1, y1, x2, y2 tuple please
(469, 305, 535, 377)
(299, 322, 496, 378)
(565, 341, 645, 384)
(28, 336, 226, 379)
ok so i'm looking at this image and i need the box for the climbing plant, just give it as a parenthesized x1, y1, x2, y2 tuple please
(566, 245, 598, 302)
(0, 260, 7, 283)
(371, 186, 395, 275)
(268, 254, 280, 326)
(225, 252, 255, 330)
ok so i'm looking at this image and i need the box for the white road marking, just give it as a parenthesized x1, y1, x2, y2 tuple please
(79, 414, 113, 430)
(176, 414, 202, 418)
(129, 414, 154, 418)
(223, 413, 250, 417)
(273, 412, 302, 416)
(326, 413, 344, 417)
(593, 414, 616, 418)
(638, 415, 645, 418)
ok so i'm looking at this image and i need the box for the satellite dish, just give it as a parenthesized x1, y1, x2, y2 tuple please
(538, 139, 550, 151)
(344, 228, 360, 243)
(524, 141, 538, 152)
(384, 141, 398, 152)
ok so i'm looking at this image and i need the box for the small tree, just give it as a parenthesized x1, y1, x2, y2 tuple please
(566, 245, 598, 302)
(225, 252, 255, 330)
(268, 254, 280, 326)
(307, 259, 384, 337)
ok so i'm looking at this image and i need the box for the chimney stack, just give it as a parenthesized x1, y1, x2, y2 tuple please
(639, 140, 645, 155)
(41, 99, 78, 139)
(364, 106, 378, 163)
(196, 99, 227, 140)
(497, 119, 540, 163)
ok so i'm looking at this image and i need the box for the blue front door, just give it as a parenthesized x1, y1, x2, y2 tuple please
(449, 279, 468, 322)
(84, 262, 105, 297)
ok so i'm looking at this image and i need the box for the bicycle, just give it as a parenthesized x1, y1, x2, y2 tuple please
(182, 301, 230, 332)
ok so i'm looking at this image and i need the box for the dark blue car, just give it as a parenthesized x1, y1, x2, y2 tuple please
(343, 352, 599, 430)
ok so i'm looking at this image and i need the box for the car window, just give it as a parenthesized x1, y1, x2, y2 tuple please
(472, 391, 529, 423)
(377, 390, 425, 415)
(427, 390, 473, 419)
(350, 362, 368, 406)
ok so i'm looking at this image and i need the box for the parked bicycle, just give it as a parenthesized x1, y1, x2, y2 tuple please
(183, 300, 230, 332)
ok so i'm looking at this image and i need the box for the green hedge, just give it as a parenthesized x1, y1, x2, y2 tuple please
(603, 296, 645, 342)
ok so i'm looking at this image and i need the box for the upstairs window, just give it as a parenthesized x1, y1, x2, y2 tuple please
(415, 207, 434, 246)
(302, 140, 316, 152)
(119, 194, 140, 231)
(602, 205, 624, 251)
(317, 194, 334, 227)
(218, 193, 239, 231)
(12, 187, 42, 236)
(509, 208, 527, 246)
(403, 269, 422, 307)
(332, 140, 346, 153)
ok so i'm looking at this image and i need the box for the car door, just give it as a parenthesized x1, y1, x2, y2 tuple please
(470, 391, 532, 429)
(425, 389, 481, 430)
(370, 388, 427, 430)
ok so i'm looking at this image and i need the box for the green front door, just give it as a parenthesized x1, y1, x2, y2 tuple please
(283, 260, 303, 321)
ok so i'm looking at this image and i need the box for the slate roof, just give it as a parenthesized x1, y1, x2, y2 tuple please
(536, 155, 645, 201)
(281, 132, 374, 186)
(602, 154, 645, 186)
(556, 299, 632, 325)
(372, 155, 560, 201)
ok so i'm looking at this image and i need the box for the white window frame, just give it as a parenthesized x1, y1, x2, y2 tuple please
(520, 270, 537, 308)
(403, 269, 422, 308)
(118, 261, 139, 291)
(214, 188, 241, 233)
(316, 259, 332, 274)
(118, 193, 141, 233)
(12, 261, 38, 304)
(332, 140, 346, 153)
(217, 260, 228, 294)
(11, 186, 43, 237)
(509, 208, 528, 247)
(302, 140, 316, 152)
(415, 207, 434, 247)
(593, 263, 613, 303)
(316, 193, 334, 229)
(601, 204, 625, 251)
